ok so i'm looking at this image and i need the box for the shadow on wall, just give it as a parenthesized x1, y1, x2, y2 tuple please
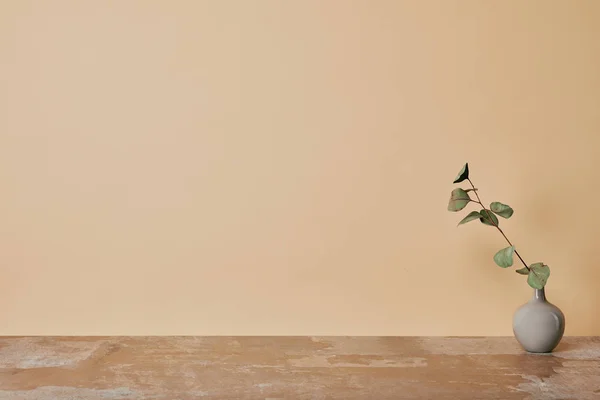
(573, 244, 600, 334)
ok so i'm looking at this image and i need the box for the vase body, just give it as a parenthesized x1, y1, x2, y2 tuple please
(513, 288, 565, 353)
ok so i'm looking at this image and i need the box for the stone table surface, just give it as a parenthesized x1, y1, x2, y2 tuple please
(0, 336, 599, 399)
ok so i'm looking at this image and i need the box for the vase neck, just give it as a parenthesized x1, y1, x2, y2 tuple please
(533, 288, 546, 301)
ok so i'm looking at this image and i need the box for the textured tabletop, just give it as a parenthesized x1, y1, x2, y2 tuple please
(0, 336, 599, 399)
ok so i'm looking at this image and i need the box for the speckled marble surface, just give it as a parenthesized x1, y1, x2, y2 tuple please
(0, 336, 599, 399)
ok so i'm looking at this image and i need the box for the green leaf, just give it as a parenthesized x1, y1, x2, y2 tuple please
(515, 267, 529, 275)
(493, 246, 515, 268)
(479, 208, 499, 226)
(490, 202, 514, 219)
(453, 163, 469, 183)
(448, 188, 471, 212)
(457, 211, 482, 226)
(465, 188, 478, 193)
(527, 263, 550, 289)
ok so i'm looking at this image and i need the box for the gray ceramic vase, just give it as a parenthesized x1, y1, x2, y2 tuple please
(513, 288, 565, 353)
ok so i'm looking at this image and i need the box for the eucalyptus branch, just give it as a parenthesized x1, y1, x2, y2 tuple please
(466, 178, 530, 271)
(447, 163, 550, 289)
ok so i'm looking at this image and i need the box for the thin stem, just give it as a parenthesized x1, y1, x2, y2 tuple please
(467, 178, 530, 271)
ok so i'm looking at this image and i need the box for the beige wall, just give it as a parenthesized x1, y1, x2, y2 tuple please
(1, 1, 599, 335)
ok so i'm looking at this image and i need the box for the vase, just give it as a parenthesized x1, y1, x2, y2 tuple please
(512, 288, 565, 353)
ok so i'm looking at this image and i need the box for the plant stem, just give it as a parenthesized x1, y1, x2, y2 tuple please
(467, 178, 530, 271)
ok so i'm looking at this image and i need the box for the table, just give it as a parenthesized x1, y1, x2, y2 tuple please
(0, 336, 599, 399)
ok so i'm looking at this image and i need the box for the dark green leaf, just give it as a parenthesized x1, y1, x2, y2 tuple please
(515, 267, 529, 275)
(448, 188, 471, 212)
(493, 246, 515, 268)
(490, 202, 514, 219)
(457, 211, 482, 226)
(479, 208, 499, 226)
(527, 263, 550, 289)
(453, 163, 469, 184)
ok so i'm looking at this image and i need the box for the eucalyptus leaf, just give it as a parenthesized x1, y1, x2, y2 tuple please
(479, 208, 499, 226)
(457, 211, 482, 226)
(453, 163, 469, 184)
(515, 267, 529, 275)
(490, 202, 514, 219)
(448, 188, 471, 212)
(527, 263, 550, 289)
(493, 246, 515, 268)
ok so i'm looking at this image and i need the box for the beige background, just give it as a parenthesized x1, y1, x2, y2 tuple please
(1, 1, 599, 336)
